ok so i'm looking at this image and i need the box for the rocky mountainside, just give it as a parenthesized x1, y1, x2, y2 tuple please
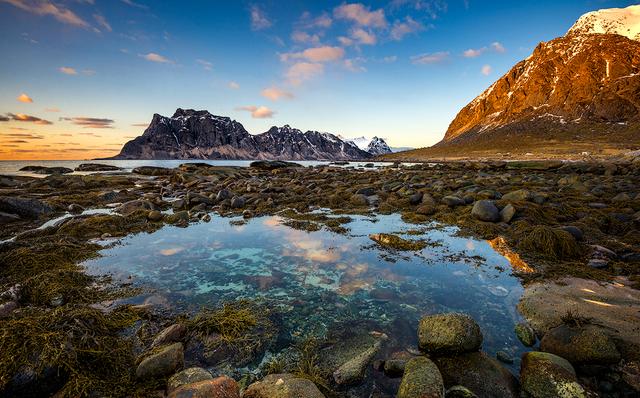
(344, 136, 393, 155)
(113, 109, 373, 160)
(434, 4, 640, 154)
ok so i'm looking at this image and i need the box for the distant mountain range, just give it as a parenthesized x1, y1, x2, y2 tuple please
(112, 109, 392, 161)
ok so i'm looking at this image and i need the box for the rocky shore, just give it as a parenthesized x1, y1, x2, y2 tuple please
(1, 159, 639, 397)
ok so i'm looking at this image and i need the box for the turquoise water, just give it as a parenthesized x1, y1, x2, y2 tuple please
(84, 213, 527, 370)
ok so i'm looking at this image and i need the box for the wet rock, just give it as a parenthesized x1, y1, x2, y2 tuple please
(520, 351, 586, 398)
(333, 339, 383, 385)
(167, 367, 213, 392)
(216, 189, 231, 202)
(383, 359, 406, 377)
(249, 160, 302, 170)
(442, 196, 465, 207)
(496, 351, 514, 364)
(152, 323, 187, 348)
(539, 324, 620, 365)
(0, 300, 18, 318)
(230, 196, 246, 209)
(499, 204, 516, 223)
(502, 189, 531, 202)
(352, 194, 369, 206)
(136, 343, 184, 379)
(620, 361, 640, 392)
(0, 197, 53, 219)
(168, 376, 238, 398)
(356, 187, 376, 196)
(167, 211, 189, 225)
(0, 211, 21, 224)
(559, 226, 583, 241)
(410, 192, 424, 205)
(67, 203, 84, 214)
(433, 352, 518, 398)
(147, 210, 164, 222)
(132, 166, 173, 176)
(418, 313, 483, 355)
(417, 204, 437, 215)
(515, 323, 536, 347)
(20, 166, 73, 175)
(116, 199, 155, 215)
(470, 200, 499, 222)
(445, 385, 478, 397)
(74, 163, 121, 172)
(242, 373, 325, 398)
(397, 357, 444, 398)
(369, 233, 426, 251)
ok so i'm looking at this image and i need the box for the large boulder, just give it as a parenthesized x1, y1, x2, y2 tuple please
(539, 324, 620, 365)
(397, 357, 445, 398)
(418, 313, 483, 355)
(168, 376, 239, 398)
(0, 197, 53, 219)
(115, 199, 155, 215)
(242, 373, 325, 398)
(167, 367, 213, 392)
(135, 343, 184, 379)
(520, 351, 586, 398)
(433, 352, 519, 398)
(471, 200, 500, 222)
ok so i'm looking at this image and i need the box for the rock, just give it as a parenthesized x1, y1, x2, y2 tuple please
(442, 196, 465, 207)
(433, 352, 518, 398)
(410, 192, 424, 205)
(502, 189, 531, 202)
(249, 160, 302, 170)
(216, 189, 231, 202)
(445, 385, 478, 397)
(132, 166, 173, 176)
(168, 376, 239, 398)
(0, 197, 53, 219)
(515, 323, 536, 347)
(539, 324, 620, 365)
(559, 226, 583, 241)
(136, 343, 184, 379)
(520, 351, 586, 398)
(67, 204, 84, 214)
(242, 373, 325, 398)
(74, 163, 121, 172)
(383, 359, 406, 377)
(230, 196, 245, 209)
(397, 357, 445, 398)
(147, 210, 164, 222)
(416, 204, 437, 216)
(471, 200, 500, 222)
(351, 194, 369, 206)
(499, 204, 516, 223)
(356, 187, 376, 196)
(167, 211, 189, 225)
(22, 166, 73, 175)
(496, 351, 514, 364)
(152, 323, 187, 348)
(418, 313, 483, 355)
(167, 367, 213, 392)
(369, 233, 426, 251)
(116, 199, 155, 215)
(620, 360, 640, 392)
(0, 211, 21, 224)
(611, 192, 631, 202)
(333, 340, 382, 385)
(0, 300, 18, 318)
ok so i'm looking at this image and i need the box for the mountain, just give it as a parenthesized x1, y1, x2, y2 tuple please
(383, 5, 640, 160)
(112, 109, 372, 160)
(344, 136, 393, 155)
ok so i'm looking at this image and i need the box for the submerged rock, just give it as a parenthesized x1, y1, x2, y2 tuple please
(333, 339, 383, 385)
(539, 324, 620, 365)
(515, 322, 536, 347)
(167, 367, 213, 392)
(418, 313, 483, 355)
(136, 343, 184, 379)
(369, 233, 427, 251)
(168, 376, 239, 398)
(520, 351, 586, 398)
(397, 356, 445, 398)
(242, 373, 325, 398)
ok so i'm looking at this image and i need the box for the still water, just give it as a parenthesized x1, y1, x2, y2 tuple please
(83, 212, 528, 370)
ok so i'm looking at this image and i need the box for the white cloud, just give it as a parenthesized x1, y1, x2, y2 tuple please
(344, 58, 366, 72)
(463, 47, 486, 58)
(196, 59, 213, 71)
(228, 81, 240, 89)
(281, 46, 345, 63)
(236, 105, 275, 119)
(481, 64, 492, 75)
(261, 86, 294, 101)
(59, 66, 78, 75)
(334, 3, 387, 28)
(93, 14, 111, 32)
(2, 0, 90, 28)
(491, 42, 506, 53)
(140, 52, 173, 64)
(250, 4, 272, 30)
(17, 93, 33, 103)
(121, 0, 148, 10)
(390, 16, 424, 40)
(291, 31, 320, 45)
(286, 62, 324, 85)
(410, 51, 450, 64)
(351, 28, 376, 45)
(298, 11, 332, 29)
(338, 36, 354, 46)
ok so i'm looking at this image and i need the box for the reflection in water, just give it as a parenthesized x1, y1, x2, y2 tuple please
(84, 213, 528, 370)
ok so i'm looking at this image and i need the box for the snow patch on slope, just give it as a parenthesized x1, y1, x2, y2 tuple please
(567, 4, 640, 41)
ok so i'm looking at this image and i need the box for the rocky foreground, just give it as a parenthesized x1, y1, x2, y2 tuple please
(1, 159, 639, 397)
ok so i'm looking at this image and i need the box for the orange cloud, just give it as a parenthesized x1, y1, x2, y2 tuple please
(59, 66, 78, 75)
(334, 3, 387, 28)
(235, 105, 275, 119)
(261, 86, 294, 101)
(3, 0, 90, 28)
(140, 52, 173, 64)
(17, 93, 33, 103)
(285, 62, 324, 85)
(281, 46, 345, 63)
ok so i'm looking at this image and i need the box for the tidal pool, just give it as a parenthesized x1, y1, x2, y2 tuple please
(84, 213, 528, 370)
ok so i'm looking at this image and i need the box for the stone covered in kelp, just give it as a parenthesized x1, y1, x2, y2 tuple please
(136, 343, 184, 379)
(515, 322, 536, 347)
(520, 351, 586, 398)
(167, 367, 213, 392)
(539, 324, 620, 365)
(397, 357, 445, 398)
(242, 373, 325, 398)
(168, 376, 239, 398)
(369, 233, 427, 251)
(418, 313, 483, 355)
(333, 338, 384, 385)
(433, 352, 519, 398)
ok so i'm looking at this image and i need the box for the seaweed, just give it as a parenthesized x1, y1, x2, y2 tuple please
(517, 225, 583, 261)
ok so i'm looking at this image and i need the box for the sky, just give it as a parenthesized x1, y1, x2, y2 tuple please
(0, 0, 636, 160)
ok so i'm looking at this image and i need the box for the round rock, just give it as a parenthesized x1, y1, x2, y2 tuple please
(418, 313, 483, 355)
(471, 200, 500, 222)
(397, 357, 445, 398)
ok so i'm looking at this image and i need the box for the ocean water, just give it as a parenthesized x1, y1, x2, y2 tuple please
(0, 159, 397, 177)
(83, 212, 528, 371)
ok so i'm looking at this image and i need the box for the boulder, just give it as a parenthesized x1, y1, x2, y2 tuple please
(397, 357, 445, 398)
(520, 351, 586, 398)
(242, 373, 325, 398)
(418, 313, 483, 355)
(0, 197, 53, 219)
(333, 339, 383, 385)
(442, 196, 465, 207)
(515, 323, 536, 347)
(230, 196, 246, 209)
(383, 359, 406, 377)
(136, 343, 184, 379)
(167, 367, 213, 392)
(499, 204, 516, 223)
(0, 212, 21, 224)
(471, 200, 500, 222)
(502, 190, 531, 202)
(168, 376, 239, 398)
(116, 199, 155, 215)
(216, 189, 231, 202)
(433, 352, 519, 398)
(152, 323, 187, 348)
(539, 324, 620, 365)
(132, 166, 173, 176)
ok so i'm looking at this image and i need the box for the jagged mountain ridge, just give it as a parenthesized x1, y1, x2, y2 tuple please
(437, 4, 640, 150)
(113, 109, 375, 160)
(343, 136, 393, 155)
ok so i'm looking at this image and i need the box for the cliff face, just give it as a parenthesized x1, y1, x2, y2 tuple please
(114, 109, 374, 160)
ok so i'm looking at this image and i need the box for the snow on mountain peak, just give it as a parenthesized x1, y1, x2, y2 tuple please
(567, 4, 640, 41)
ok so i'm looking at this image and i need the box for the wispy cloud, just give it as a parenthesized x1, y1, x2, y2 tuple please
(390, 16, 424, 40)
(236, 105, 275, 119)
(481, 64, 492, 75)
(281, 46, 345, 63)
(45, 107, 61, 112)
(61, 117, 115, 128)
(463, 42, 506, 58)
(228, 81, 240, 89)
(59, 66, 78, 75)
(121, 0, 148, 10)
(491, 42, 506, 53)
(291, 31, 321, 45)
(261, 86, 294, 101)
(334, 3, 387, 28)
(390, 0, 448, 19)
(250, 4, 272, 30)
(410, 51, 450, 64)
(1, 0, 90, 28)
(3, 113, 53, 125)
(93, 14, 112, 32)
(139, 52, 173, 64)
(298, 11, 332, 29)
(350, 28, 376, 45)
(285, 62, 324, 86)
(196, 59, 213, 71)
(17, 93, 33, 103)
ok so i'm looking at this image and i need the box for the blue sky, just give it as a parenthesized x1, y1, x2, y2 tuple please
(0, 0, 635, 159)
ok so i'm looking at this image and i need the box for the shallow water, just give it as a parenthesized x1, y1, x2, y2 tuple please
(84, 213, 528, 371)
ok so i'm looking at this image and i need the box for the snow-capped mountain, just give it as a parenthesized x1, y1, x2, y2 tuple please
(113, 109, 372, 160)
(567, 4, 640, 41)
(343, 136, 393, 155)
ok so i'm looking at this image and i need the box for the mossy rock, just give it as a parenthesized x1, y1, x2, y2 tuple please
(515, 322, 536, 347)
(445, 385, 478, 397)
(520, 351, 586, 398)
(517, 225, 582, 261)
(167, 367, 213, 392)
(418, 313, 483, 355)
(136, 343, 184, 380)
(397, 357, 445, 398)
(539, 324, 620, 365)
(242, 373, 325, 398)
